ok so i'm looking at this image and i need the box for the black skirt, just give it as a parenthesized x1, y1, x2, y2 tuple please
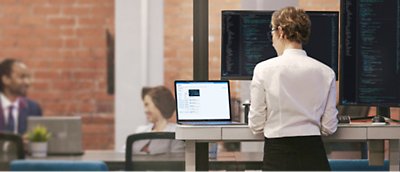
(262, 135, 330, 171)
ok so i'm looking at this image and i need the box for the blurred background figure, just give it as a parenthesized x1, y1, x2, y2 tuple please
(132, 86, 184, 154)
(0, 58, 42, 134)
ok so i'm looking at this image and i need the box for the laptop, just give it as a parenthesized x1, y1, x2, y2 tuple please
(27, 116, 83, 155)
(174, 80, 244, 125)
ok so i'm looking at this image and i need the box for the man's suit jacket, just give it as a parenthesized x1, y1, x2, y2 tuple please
(0, 97, 42, 134)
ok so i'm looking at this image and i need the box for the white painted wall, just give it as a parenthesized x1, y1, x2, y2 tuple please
(115, 0, 164, 151)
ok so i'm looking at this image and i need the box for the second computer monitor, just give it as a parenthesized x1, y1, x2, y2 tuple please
(221, 10, 339, 80)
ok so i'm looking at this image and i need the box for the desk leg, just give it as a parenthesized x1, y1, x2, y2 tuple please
(195, 142, 208, 171)
(389, 140, 399, 171)
(184, 141, 209, 171)
(185, 141, 196, 171)
(368, 140, 384, 166)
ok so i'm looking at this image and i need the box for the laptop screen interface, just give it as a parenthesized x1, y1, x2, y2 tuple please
(175, 81, 231, 121)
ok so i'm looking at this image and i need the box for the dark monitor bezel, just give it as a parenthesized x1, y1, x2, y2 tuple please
(338, 0, 400, 107)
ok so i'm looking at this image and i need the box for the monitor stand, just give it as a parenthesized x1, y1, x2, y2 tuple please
(372, 106, 390, 123)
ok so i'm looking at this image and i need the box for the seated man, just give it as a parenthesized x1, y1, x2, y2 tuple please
(0, 58, 42, 134)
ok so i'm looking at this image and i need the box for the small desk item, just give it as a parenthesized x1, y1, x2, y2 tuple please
(174, 80, 244, 125)
(0, 132, 24, 171)
(27, 116, 83, 155)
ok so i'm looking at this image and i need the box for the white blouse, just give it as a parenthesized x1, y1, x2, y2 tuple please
(248, 49, 338, 138)
(132, 123, 184, 155)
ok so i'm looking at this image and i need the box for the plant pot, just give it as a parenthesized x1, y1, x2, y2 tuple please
(30, 142, 48, 158)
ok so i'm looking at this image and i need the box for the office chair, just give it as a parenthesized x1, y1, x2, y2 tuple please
(0, 132, 25, 171)
(125, 132, 184, 171)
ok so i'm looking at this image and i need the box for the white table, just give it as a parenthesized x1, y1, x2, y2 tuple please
(176, 124, 400, 171)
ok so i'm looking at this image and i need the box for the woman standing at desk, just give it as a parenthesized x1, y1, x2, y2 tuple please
(248, 6, 338, 171)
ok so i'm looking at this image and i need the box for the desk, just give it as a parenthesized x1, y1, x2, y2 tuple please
(176, 124, 400, 171)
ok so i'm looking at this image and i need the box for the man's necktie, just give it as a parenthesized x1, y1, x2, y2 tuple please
(6, 105, 15, 133)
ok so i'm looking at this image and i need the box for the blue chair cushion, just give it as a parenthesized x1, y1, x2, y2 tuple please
(10, 160, 108, 171)
(329, 159, 389, 171)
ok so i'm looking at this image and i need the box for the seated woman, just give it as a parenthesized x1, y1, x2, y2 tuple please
(132, 86, 184, 155)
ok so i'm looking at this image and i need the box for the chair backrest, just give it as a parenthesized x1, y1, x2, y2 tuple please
(125, 132, 184, 171)
(0, 132, 25, 170)
(10, 160, 108, 171)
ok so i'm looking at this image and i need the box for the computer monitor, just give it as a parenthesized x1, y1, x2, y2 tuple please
(340, 0, 400, 109)
(221, 10, 339, 80)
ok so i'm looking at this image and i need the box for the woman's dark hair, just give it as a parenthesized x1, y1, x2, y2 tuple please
(142, 86, 176, 119)
(141, 86, 152, 100)
(271, 6, 311, 44)
(0, 58, 20, 92)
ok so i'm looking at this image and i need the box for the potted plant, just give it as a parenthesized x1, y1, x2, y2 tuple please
(27, 125, 51, 157)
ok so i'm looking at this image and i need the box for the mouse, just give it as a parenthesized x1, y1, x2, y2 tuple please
(372, 116, 386, 123)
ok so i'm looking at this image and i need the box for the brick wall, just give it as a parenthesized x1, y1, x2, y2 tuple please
(0, 0, 115, 149)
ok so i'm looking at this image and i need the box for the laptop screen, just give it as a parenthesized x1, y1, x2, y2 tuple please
(175, 80, 232, 121)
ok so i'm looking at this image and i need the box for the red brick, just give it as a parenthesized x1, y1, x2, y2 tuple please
(82, 37, 106, 47)
(82, 115, 114, 124)
(18, 16, 46, 26)
(0, 0, 17, 4)
(32, 28, 63, 37)
(31, 49, 61, 59)
(96, 102, 114, 113)
(48, 17, 76, 26)
(62, 6, 91, 16)
(64, 39, 81, 48)
(17, 38, 43, 48)
(92, 49, 107, 59)
(78, 17, 105, 26)
(90, 7, 114, 18)
(61, 28, 76, 37)
(2, 28, 32, 37)
(83, 124, 112, 134)
(32, 70, 59, 80)
(33, 6, 61, 16)
(78, 103, 97, 113)
(2, 48, 32, 58)
(51, 0, 76, 5)
(2, 6, 26, 15)
(43, 38, 63, 48)
(0, 37, 17, 47)
(0, 16, 18, 25)
(76, 28, 105, 37)
(20, 0, 48, 5)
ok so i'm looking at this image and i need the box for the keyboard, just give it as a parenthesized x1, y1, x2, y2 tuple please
(338, 115, 351, 124)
